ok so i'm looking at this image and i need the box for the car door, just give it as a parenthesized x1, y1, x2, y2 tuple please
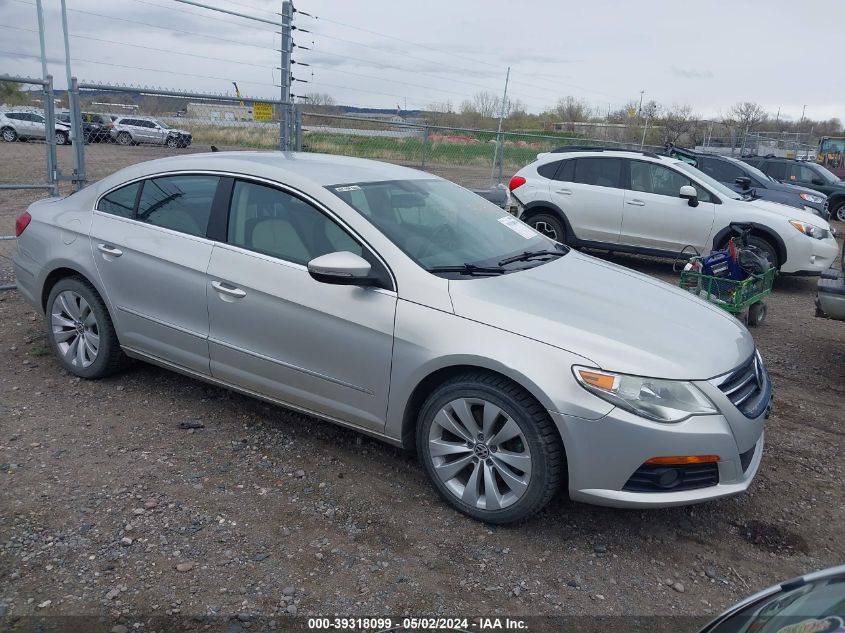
(785, 163, 833, 197)
(90, 174, 221, 374)
(206, 178, 397, 432)
(552, 157, 624, 243)
(621, 159, 717, 253)
(28, 113, 47, 139)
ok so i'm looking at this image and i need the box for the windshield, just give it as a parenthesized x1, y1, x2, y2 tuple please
(328, 179, 562, 275)
(150, 118, 170, 129)
(674, 161, 742, 199)
(810, 163, 840, 184)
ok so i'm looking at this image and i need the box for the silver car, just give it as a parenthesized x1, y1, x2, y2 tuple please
(110, 116, 192, 148)
(1, 110, 71, 145)
(13, 152, 771, 523)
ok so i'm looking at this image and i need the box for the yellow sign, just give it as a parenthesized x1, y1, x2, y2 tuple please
(253, 102, 273, 121)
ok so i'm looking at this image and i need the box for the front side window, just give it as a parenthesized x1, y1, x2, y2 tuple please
(227, 180, 362, 265)
(786, 164, 817, 184)
(765, 161, 787, 181)
(329, 179, 561, 271)
(630, 161, 714, 202)
(97, 181, 141, 219)
(573, 157, 622, 188)
(136, 175, 219, 237)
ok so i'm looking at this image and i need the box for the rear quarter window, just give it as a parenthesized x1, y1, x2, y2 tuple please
(97, 182, 141, 219)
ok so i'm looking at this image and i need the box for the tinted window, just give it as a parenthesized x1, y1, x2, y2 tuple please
(97, 182, 141, 219)
(786, 164, 817, 184)
(537, 161, 562, 179)
(700, 159, 745, 183)
(31, 114, 44, 123)
(573, 158, 622, 188)
(630, 161, 714, 202)
(556, 159, 575, 182)
(765, 161, 787, 180)
(5, 113, 22, 120)
(228, 180, 362, 265)
(136, 175, 218, 237)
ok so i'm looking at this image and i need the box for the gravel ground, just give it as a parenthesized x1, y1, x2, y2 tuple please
(1, 145, 844, 631)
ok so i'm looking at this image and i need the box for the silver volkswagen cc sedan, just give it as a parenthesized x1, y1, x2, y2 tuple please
(13, 152, 772, 523)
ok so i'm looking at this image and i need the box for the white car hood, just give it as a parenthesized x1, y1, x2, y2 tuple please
(447, 250, 754, 380)
(744, 198, 831, 228)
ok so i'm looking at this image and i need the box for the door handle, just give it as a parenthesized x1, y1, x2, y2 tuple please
(555, 188, 573, 195)
(626, 199, 646, 207)
(211, 280, 246, 299)
(97, 243, 123, 257)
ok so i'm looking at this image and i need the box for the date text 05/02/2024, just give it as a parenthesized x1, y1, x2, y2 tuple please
(306, 617, 528, 631)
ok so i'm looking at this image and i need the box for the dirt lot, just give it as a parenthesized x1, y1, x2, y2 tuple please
(1, 144, 844, 631)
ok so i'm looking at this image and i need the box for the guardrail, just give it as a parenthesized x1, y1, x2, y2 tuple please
(0, 235, 16, 291)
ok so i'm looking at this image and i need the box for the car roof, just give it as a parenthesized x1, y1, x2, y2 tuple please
(97, 151, 434, 189)
(536, 149, 680, 165)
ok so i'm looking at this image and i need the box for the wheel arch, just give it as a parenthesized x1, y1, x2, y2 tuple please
(519, 201, 577, 242)
(711, 223, 786, 267)
(398, 362, 559, 453)
(40, 265, 111, 316)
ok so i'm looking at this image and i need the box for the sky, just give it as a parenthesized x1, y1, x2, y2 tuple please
(1, 0, 843, 122)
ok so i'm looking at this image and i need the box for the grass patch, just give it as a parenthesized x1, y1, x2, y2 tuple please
(30, 345, 50, 357)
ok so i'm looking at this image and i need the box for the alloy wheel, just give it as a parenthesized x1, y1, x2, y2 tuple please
(533, 221, 558, 241)
(427, 397, 532, 511)
(836, 205, 845, 222)
(2, 129, 16, 142)
(50, 290, 100, 368)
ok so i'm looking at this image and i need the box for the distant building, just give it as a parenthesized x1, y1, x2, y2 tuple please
(187, 102, 251, 121)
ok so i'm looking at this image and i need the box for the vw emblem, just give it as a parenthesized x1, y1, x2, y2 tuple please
(474, 444, 490, 460)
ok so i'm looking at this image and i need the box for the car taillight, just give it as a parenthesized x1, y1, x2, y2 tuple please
(508, 176, 526, 191)
(15, 211, 32, 237)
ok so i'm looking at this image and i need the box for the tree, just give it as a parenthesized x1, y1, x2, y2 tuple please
(0, 81, 29, 106)
(660, 104, 697, 144)
(551, 96, 590, 122)
(471, 91, 500, 118)
(724, 101, 768, 132)
(305, 92, 335, 107)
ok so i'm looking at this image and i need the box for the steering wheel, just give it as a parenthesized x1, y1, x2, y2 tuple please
(417, 223, 459, 260)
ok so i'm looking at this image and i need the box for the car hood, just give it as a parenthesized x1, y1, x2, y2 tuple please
(166, 128, 190, 135)
(447, 251, 754, 380)
(744, 198, 832, 227)
(766, 180, 824, 197)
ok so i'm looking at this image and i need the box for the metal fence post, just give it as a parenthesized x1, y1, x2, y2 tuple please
(69, 77, 86, 190)
(43, 74, 58, 196)
(279, 0, 292, 151)
(420, 125, 429, 169)
(294, 106, 303, 151)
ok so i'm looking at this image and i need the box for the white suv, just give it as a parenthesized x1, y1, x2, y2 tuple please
(0, 111, 71, 145)
(509, 148, 839, 274)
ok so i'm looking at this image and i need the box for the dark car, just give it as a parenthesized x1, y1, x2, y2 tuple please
(743, 155, 845, 222)
(57, 112, 112, 143)
(666, 145, 829, 220)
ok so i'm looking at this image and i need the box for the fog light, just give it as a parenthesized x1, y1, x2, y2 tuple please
(656, 468, 680, 488)
(810, 255, 816, 264)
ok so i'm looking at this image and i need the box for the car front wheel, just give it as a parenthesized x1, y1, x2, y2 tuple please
(116, 132, 133, 146)
(1, 127, 18, 142)
(417, 372, 564, 524)
(834, 203, 845, 223)
(55, 131, 68, 145)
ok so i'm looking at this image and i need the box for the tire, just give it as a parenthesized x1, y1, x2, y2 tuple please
(416, 371, 564, 524)
(1, 127, 18, 142)
(116, 131, 133, 146)
(166, 136, 178, 148)
(743, 235, 779, 270)
(45, 276, 127, 379)
(834, 203, 845, 223)
(747, 301, 767, 327)
(55, 131, 68, 146)
(525, 212, 566, 244)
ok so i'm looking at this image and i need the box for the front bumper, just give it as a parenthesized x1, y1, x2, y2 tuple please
(781, 233, 840, 275)
(551, 377, 769, 508)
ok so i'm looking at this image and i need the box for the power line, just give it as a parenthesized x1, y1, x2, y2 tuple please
(132, 0, 279, 32)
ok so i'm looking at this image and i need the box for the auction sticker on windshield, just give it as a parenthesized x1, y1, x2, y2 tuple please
(498, 216, 540, 239)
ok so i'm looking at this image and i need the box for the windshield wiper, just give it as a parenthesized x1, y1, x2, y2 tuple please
(426, 263, 507, 276)
(498, 249, 566, 266)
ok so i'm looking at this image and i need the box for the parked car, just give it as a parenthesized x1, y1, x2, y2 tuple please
(508, 147, 839, 275)
(110, 116, 192, 148)
(697, 565, 845, 633)
(665, 144, 829, 220)
(742, 155, 845, 222)
(82, 112, 114, 142)
(0, 110, 71, 145)
(816, 240, 845, 321)
(14, 152, 772, 523)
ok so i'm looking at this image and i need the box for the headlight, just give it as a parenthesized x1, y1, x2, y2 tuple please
(789, 219, 828, 239)
(799, 192, 825, 204)
(573, 367, 717, 423)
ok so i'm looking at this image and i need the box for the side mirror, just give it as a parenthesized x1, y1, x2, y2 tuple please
(679, 185, 699, 207)
(307, 251, 376, 286)
(735, 176, 752, 190)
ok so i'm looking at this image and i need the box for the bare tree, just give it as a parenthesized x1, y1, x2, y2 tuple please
(724, 102, 768, 132)
(470, 91, 500, 118)
(305, 92, 336, 107)
(552, 96, 590, 122)
(661, 104, 697, 145)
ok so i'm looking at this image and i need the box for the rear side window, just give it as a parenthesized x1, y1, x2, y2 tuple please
(98, 182, 141, 218)
(764, 162, 787, 180)
(136, 175, 219, 237)
(573, 158, 622, 188)
(537, 161, 562, 180)
(629, 161, 714, 203)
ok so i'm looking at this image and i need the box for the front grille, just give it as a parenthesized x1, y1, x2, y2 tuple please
(717, 353, 771, 419)
(623, 463, 719, 493)
(739, 446, 755, 473)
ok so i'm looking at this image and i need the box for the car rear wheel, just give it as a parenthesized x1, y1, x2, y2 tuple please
(55, 131, 68, 145)
(46, 277, 127, 379)
(834, 203, 845, 222)
(166, 136, 178, 148)
(1, 127, 17, 142)
(526, 212, 566, 244)
(116, 132, 132, 146)
(416, 372, 564, 524)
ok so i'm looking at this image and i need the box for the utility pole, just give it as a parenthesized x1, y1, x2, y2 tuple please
(800, 104, 807, 130)
(774, 106, 780, 127)
(491, 66, 510, 185)
(60, 0, 85, 189)
(638, 90, 644, 116)
(279, 0, 293, 151)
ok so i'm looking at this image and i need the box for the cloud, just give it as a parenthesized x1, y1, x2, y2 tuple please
(669, 66, 714, 79)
